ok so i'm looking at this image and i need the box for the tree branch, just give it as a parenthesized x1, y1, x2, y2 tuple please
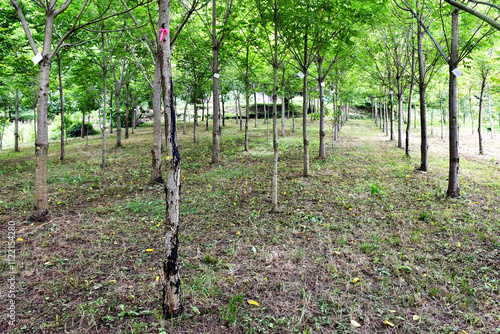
(443, 0, 500, 30)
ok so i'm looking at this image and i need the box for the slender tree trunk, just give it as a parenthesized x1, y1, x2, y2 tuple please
(440, 91, 444, 140)
(262, 91, 267, 125)
(109, 94, 113, 134)
(125, 83, 130, 139)
(406, 76, 414, 157)
(0, 108, 7, 152)
(206, 98, 209, 131)
(222, 96, 226, 127)
(14, 91, 19, 152)
(281, 68, 286, 137)
(158, 0, 183, 319)
(183, 88, 190, 135)
(211, 0, 220, 164)
(478, 74, 487, 155)
(488, 85, 493, 138)
(194, 87, 198, 143)
(390, 93, 395, 141)
(446, 8, 460, 198)
(101, 33, 107, 169)
(271, 1, 279, 211)
(116, 92, 122, 147)
(318, 57, 326, 158)
(254, 87, 258, 127)
(244, 45, 250, 151)
(58, 56, 65, 160)
(397, 93, 403, 148)
(469, 91, 474, 135)
(302, 70, 310, 176)
(81, 111, 86, 138)
(152, 57, 163, 183)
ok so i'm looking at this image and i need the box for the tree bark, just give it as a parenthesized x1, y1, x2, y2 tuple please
(211, 0, 220, 164)
(390, 93, 395, 141)
(254, 86, 258, 127)
(318, 56, 326, 159)
(58, 55, 65, 161)
(244, 46, 250, 151)
(446, 8, 460, 198)
(478, 73, 487, 155)
(158, 0, 183, 319)
(488, 85, 493, 138)
(125, 83, 130, 139)
(152, 57, 163, 183)
(14, 90, 19, 152)
(101, 33, 108, 169)
(31, 48, 52, 222)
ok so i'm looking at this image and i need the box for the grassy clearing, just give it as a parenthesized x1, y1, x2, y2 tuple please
(1, 114, 499, 333)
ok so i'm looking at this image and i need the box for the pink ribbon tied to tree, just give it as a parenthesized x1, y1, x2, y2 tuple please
(159, 28, 170, 42)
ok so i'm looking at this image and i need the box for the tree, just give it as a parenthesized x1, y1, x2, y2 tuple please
(397, 0, 494, 197)
(9, 0, 152, 221)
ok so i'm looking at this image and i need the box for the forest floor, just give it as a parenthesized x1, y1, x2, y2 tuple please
(1, 114, 499, 334)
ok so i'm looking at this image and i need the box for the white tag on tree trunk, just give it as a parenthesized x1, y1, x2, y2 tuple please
(214, 73, 220, 79)
(452, 68, 462, 77)
(32, 53, 42, 65)
(321, 82, 325, 87)
(297, 71, 305, 79)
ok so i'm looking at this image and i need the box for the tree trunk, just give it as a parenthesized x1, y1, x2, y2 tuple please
(390, 93, 395, 141)
(211, 0, 220, 164)
(116, 92, 122, 147)
(281, 68, 286, 137)
(397, 92, 403, 148)
(194, 87, 198, 143)
(109, 94, 113, 134)
(318, 57, 326, 159)
(488, 85, 493, 138)
(469, 91, 474, 135)
(183, 89, 189, 135)
(14, 91, 19, 152)
(406, 76, 414, 157)
(446, 8, 460, 198)
(254, 87, 258, 127)
(31, 43, 53, 222)
(152, 57, 163, 183)
(0, 108, 7, 152)
(58, 55, 65, 161)
(271, 2, 279, 211)
(125, 83, 130, 139)
(158, 0, 183, 319)
(206, 98, 209, 131)
(440, 91, 444, 140)
(262, 91, 267, 125)
(302, 70, 310, 176)
(478, 74, 486, 155)
(244, 46, 250, 151)
(81, 111, 85, 138)
(101, 33, 108, 169)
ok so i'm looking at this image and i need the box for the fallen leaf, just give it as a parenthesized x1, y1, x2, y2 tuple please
(388, 310, 396, 313)
(383, 320, 394, 327)
(236, 231, 241, 235)
(247, 300, 259, 306)
(352, 277, 360, 283)
(145, 249, 154, 252)
(16, 238, 24, 242)
(350, 319, 361, 327)
(413, 315, 419, 321)
(155, 276, 160, 281)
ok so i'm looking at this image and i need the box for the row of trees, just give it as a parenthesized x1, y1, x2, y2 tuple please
(3, 0, 500, 319)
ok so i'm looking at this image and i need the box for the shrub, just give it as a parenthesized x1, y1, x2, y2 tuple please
(67, 122, 98, 138)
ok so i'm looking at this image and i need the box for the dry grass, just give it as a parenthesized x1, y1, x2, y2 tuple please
(1, 114, 499, 333)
